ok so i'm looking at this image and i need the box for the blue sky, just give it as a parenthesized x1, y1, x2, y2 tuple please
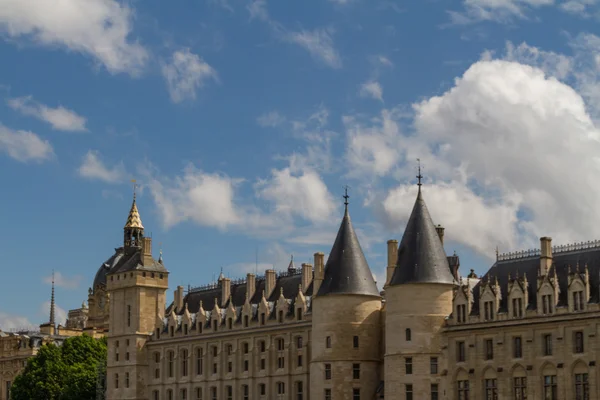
(1, 0, 600, 329)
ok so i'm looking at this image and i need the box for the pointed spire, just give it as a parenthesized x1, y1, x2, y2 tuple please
(287, 255, 296, 272)
(316, 188, 379, 297)
(389, 176, 454, 286)
(49, 270, 56, 326)
(124, 181, 144, 230)
(416, 158, 423, 189)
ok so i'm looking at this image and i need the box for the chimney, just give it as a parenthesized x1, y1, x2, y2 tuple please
(385, 239, 398, 287)
(302, 263, 313, 293)
(435, 225, 445, 245)
(221, 278, 231, 307)
(313, 252, 325, 295)
(265, 270, 276, 298)
(540, 237, 553, 274)
(174, 286, 184, 313)
(142, 237, 153, 266)
(246, 273, 256, 302)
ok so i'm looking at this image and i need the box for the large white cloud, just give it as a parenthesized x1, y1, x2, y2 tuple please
(0, 0, 148, 75)
(78, 150, 126, 183)
(0, 123, 54, 162)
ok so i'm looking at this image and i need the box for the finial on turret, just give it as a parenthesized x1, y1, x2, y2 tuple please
(343, 185, 350, 211)
(416, 158, 423, 189)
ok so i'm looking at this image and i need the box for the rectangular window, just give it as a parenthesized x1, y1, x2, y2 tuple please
(353, 336, 359, 348)
(244, 315, 249, 327)
(196, 388, 203, 400)
(297, 355, 303, 367)
(513, 377, 527, 400)
(324, 389, 331, 400)
(574, 331, 584, 353)
(181, 389, 187, 400)
(544, 375, 557, 400)
(406, 384, 413, 400)
(168, 352, 174, 378)
(430, 357, 438, 374)
(213, 320, 218, 331)
(226, 386, 232, 400)
(243, 385, 249, 400)
(260, 341, 266, 352)
(212, 346, 217, 357)
(127, 305, 131, 327)
(168, 390, 173, 400)
(352, 363, 360, 379)
(513, 336, 522, 358)
(544, 334, 553, 356)
(353, 388, 360, 400)
(326, 336, 332, 348)
(244, 360, 249, 372)
(297, 308, 303, 321)
(125, 372, 129, 388)
(196, 348, 203, 375)
(575, 373, 589, 400)
(296, 336, 303, 348)
(153, 390, 159, 400)
(259, 383, 266, 395)
(227, 361, 232, 373)
(261, 313, 266, 325)
(457, 380, 469, 400)
(126, 352, 130, 361)
(210, 387, 217, 400)
(260, 358, 266, 370)
(485, 338, 494, 360)
(484, 301, 494, 320)
(278, 310, 284, 323)
(114, 373, 119, 389)
(457, 341, 466, 362)
(184, 324, 188, 335)
(277, 382, 285, 397)
(182, 350, 188, 377)
(431, 384, 439, 400)
(484, 378, 497, 400)
(573, 291, 585, 311)
(296, 381, 303, 400)
(405, 357, 413, 375)
(277, 356, 284, 369)
(277, 338, 285, 351)
(542, 294, 553, 314)
(325, 363, 332, 380)
(212, 363, 217, 374)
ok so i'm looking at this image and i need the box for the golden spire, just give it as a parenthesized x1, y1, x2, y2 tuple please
(124, 180, 144, 229)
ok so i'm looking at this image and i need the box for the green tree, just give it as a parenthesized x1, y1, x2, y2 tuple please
(10, 334, 107, 400)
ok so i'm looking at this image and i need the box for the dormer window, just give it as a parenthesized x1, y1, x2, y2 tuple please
(542, 294, 553, 314)
(484, 301, 494, 321)
(512, 298, 523, 318)
(456, 304, 467, 323)
(573, 291, 584, 311)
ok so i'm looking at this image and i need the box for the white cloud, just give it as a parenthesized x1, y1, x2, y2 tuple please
(256, 167, 336, 223)
(40, 301, 67, 326)
(286, 28, 342, 69)
(7, 96, 87, 132)
(78, 150, 126, 183)
(257, 111, 286, 127)
(145, 164, 243, 230)
(560, 0, 598, 15)
(247, 0, 269, 21)
(161, 49, 218, 103)
(500, 41, 573, 79)
(343, 109, 404, 178)
(43, 271, 82, 290)
(0, 312, 35, 331)
(0, 0, 148, 75)
(449, 0, 554, 24)
(377, 55, 394, 67)
(359, 81, 384, 102)
(0, 124, 54, 162)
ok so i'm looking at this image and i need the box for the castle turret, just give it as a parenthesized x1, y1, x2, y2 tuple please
(310, 189, 382, 400)
(106, 188, 169, 400)
(384, 174, 455, 399)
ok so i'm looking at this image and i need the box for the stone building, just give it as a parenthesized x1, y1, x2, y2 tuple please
(6, 175, 600, 400)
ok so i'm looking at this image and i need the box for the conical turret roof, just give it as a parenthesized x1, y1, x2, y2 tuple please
(317, 204, 380, 297)
(124, 196, 144, 230)
(389, 187, 455, 286)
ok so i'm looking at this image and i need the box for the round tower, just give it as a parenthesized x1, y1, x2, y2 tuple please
(384, 183, 455, 399)
(310, 192, 382, 400)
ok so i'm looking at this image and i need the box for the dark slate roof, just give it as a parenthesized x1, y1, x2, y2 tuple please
(316, 206, 380, 297)
(92, 246, 166, 291)
(471, 247, 600, 315)
(389, 188, 455, 286)
(178, 271, 312, 315)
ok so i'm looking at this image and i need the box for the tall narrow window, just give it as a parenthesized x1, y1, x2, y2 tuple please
(544, 375, 557, 400)
(127, 305, 131, 327)
(125, 372, 129, 388)
(353, 388, 360, 400)
(484, 301, 494, 321)
(167, 390, 173, 400)
(544, 334, 553, 356)
(181, 389, 187, 400)
(228, 318, 232, 329)
(573, 291, 585, 311)
(405, 384, 413, 400)
(513, 336, 522, 358)
(296, 381, 303, 400)
(324, 389, 331, 400)
(485, 339, 494, 360)
(575, 373, 589, 400)
(196, 348, 203, 375)
(431, 384, 439, 400)
(244, 315, 249, 327)
(353, 336, 359, 348)
(405, 328, 412, 341)
(297, 308, 303, 321)
(430, 357, 438, 374)
(114, 373, 119, 389)
(296, 336, 303, 348)
(168, 351, 174, 378)
(226, 386, 232, 400)
(352, 363, 360, 379)
(196, 388, 203, 400)
(242, 385, 249, 400)
(326, 336, 332, 348)
(513, 377, 527, 400)
(457, 380, 469, 400)
(276, 381, 285, 400)
(213, 320, 218, 332)
(278, 310, 284, 323)
(325, 363, 332, 380)
(457, 341, 466, 362)
(210, 387, 217, 400)
(405, 357, 413, 375)
(182, 349, 189, 377)
(154, 352, 160, 379)
(260, 313, 266, 325)
(574, 331, 584, 353)
(484, 379, 497, 400)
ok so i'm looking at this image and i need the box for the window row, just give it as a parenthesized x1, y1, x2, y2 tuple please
(324, 363, 361, 380)
(456, 331, 585, 362)
(453, 374, 589, 400)
(405, 384, 438, 400)
(404, 357, 438, 375)
(150, 381, 304, 400)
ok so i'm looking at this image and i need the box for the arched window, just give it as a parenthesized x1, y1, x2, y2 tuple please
(405, 328, 412, 341)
